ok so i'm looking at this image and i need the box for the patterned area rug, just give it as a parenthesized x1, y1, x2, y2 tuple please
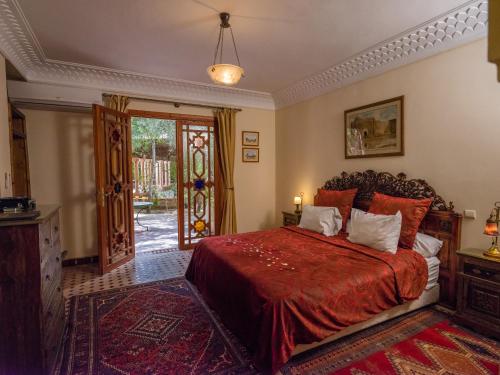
(55, 278, 499, 375)
(56, 278, 256, 375)
(334, 320, 500, 374)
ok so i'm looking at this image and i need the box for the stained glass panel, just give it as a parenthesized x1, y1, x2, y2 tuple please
(178, 120, 218, 248)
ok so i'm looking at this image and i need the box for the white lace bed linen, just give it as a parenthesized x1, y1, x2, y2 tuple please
(425, 256, 440, 290)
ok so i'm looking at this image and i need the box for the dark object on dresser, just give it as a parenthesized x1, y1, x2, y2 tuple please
(0, 205, 64, 375)
(282, 211, 301, 226)
(456, 248, 500, 340)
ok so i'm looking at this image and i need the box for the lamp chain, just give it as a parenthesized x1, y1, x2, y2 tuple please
(229, 26, 241, 67)
(211, 18, 241, 68)
(212, 26, 223, 66)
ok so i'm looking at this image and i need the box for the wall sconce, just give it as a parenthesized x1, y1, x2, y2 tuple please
(483, 202, 500, 258)
(294, 192, 304, 214)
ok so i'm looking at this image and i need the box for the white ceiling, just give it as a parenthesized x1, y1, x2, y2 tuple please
(16, 0, 470, 93)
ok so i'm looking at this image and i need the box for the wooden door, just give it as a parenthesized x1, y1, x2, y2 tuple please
(93, 104, 135, 274)
(8, 104, 30, 197)
(177, 118, 220, 249)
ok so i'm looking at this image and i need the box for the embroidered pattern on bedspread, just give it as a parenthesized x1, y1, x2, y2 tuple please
(185, 226, 428, 374)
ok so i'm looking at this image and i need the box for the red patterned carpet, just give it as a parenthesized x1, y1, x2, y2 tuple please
(56, 278, 499, 375)
(334, 321, 499, 374)
(56, 278, 256, 374)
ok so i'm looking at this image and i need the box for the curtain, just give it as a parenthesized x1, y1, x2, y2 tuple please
(215, 108, 237, 234)
(104, 94, 130, 112)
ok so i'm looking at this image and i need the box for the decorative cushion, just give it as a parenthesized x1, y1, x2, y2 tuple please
(347, 208, 402, 254)
(368, 192, 432, 249)
(314, 188, 358, 230)
(413, 232, 443, 258)
(298, 205, 343, 237)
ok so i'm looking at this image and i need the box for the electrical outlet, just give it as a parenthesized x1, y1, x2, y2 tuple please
(463, 209, 477, 219)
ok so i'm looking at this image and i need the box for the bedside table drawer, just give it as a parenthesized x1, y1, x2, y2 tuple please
(464, 262, 500, 283)
(282, 212, 301, 226)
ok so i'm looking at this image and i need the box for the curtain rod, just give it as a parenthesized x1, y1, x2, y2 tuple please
(102, 94, 242, 112)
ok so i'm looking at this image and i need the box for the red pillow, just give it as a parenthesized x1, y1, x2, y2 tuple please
(368, 192, 432, 249)
(314, 188, 357, 231)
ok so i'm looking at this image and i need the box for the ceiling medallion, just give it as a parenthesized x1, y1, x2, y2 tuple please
(207, 12, 245, 86)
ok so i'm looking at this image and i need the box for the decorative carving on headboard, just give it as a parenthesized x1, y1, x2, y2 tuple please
(322, 170, 453, 211)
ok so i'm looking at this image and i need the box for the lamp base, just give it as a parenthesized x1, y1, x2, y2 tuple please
(484, 244, 500, 259)
(294, 204, 301, 215)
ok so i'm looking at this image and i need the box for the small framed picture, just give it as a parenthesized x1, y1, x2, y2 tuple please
(242, 148, 259, 163)
(242, 131, 259, 146)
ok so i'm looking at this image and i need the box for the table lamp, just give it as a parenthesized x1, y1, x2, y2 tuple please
(484, 201, 500, 258)
(294, 192, 304, 214)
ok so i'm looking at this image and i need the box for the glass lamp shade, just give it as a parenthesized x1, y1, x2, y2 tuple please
(294, 196, 302, 205)
(484, 219, 499, 236)
(207, 64, 244, 86)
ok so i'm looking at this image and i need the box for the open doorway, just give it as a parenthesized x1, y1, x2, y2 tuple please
(130, 111, 220, 252)
(131, 116, 177, 253)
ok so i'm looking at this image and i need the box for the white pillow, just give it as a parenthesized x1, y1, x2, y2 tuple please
(347, 208, 402, 254)
(413, 232, 443, 258)
(298, 205, 343, 236)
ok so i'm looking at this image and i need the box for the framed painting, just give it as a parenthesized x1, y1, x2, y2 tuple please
(344, 96, 404, 159)
(242, 147, 259, 163)
(242, 131, 259, 146)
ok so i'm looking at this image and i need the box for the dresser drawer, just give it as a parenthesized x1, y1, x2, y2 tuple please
(51, 212, 60, 244)
(43, 294, 64, 374)
(41, 252, 62, 302)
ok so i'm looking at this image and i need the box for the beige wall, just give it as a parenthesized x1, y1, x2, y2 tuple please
(276, 39, 500, 249)
(24, 102, 275, 259)
(0, 55, 12, 197)
(24, 110, 97, 258)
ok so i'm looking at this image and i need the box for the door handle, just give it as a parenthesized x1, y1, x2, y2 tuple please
(98, 188, 106, 208)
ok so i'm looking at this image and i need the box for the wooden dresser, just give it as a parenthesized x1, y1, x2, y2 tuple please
(456, 248, 500, 340)
(0, 205, 65, 375)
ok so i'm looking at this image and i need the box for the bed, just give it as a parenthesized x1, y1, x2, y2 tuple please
(185, 170, 462, 373)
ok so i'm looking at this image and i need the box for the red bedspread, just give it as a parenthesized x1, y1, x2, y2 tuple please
(185, 226, 428, 374)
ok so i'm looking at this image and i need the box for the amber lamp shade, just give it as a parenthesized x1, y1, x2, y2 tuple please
(483, 203, 500, 258)
(484, 219, 499, 236)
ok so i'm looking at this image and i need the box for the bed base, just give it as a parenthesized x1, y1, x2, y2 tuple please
(292, 285, 439, 356)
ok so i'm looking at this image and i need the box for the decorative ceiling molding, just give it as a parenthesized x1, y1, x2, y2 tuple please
(0, 0, 275, 110)
(273, 0, 488, 109)
(0, 0, 489, 111)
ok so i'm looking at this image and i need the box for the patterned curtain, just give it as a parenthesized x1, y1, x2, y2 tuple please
(215, 108, 237, 234)
(104, 94, 130, 112)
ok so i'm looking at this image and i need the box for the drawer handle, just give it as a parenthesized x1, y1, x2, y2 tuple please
(56, 256, 60, 262)
(472, 267, 494, 278)
(54, 226, 59, 232)
(44, 238, 50, 245)
(45, 274, 51, 281)
(57, 286, 61, 292)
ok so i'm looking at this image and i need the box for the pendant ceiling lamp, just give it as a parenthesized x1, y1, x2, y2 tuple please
(207, 12, 244, 86)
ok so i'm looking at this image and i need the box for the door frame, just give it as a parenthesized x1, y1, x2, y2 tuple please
(128, 110, 222, 249)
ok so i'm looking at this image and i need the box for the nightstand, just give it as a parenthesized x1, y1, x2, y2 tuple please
(282, 211, 301, 226)
(455, 248, 500, 340)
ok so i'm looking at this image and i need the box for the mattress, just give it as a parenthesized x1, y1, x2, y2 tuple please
(425, 256, 441, 290)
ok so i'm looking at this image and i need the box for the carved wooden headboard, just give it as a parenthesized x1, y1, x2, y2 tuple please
(319, 170, 462, 309)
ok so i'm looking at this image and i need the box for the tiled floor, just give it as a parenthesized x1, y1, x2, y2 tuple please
(134, 210, 179, 252)
(62, 248, 192, 299)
